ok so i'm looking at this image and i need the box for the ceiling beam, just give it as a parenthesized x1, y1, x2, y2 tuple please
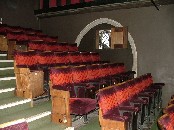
(34, 0, 174, 18)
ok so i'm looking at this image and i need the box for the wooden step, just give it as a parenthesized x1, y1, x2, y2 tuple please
(0, 101, 51, 124)
(0, 60, 14, 68)
(0, 54, 7, 60)
(0, 68, 14, 78)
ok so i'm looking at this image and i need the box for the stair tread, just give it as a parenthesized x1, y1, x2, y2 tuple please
(0, 77, 16, 81)
(28, 115, 66, 130)
(0, 62, 14, 68)
(0, 75, 15, 78)
(0, 79, 16, 89)
(0, 96, 23, 106)
(0, 70, 15, 77)
(0, 101, 51, 124)
(0, 85, 15, 89)
(0, 67, 14, 70)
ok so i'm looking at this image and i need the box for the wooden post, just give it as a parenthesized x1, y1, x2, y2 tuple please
(0, 35, 8, 52)
(7, 40, 16, 60)
(51, 88, 72, 127)
(14, 62, 44, 99)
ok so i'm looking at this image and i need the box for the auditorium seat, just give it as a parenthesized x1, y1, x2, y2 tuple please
(50, 67, 76, 97)
(67, 51, 82, 65)
(0, 119, 29, 130)
(158, 113, 174, 130)
(50, 67, 97, 126)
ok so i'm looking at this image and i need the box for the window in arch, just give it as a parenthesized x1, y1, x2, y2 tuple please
(96, 27, 128, 49)
(96, 29, 111, 49)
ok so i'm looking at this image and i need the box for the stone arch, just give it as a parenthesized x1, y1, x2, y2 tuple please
(75, 18, 137, 77)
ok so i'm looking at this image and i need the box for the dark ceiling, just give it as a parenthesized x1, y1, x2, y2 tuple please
(34, 0, 174, 18)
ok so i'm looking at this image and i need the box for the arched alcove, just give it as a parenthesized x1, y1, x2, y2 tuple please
(75, 18, 137, 77)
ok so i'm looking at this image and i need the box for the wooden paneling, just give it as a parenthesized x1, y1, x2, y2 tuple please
(0, 35, 8, 52)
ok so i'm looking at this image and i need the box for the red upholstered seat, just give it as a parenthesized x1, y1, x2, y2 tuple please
(71, 65, 97, 98)
(103, 109, 130, 122)
(50, 67, 73, 87)
(158, 113, 174, 130)
(168, 99, 174, 106)
(68, 51, 82, 65)
(14, 51, 37, 68)
(0, 119, 29, 130)
(41, 36, 57, 43)
(44, 42, 58, 51)
(37, 51, 54, 66)
(7, 32, 28, 42)
(80, 51, 91, 64)
(50, 66, 97, 124)
(28, 41, 44, 51)
(86, 64, 100, 81)
(50, 67, 76, 97)
(71, 65, 88, 85)
(90, 52, 100, 63)
(97, 74, 155, 130)
(70, 98, 97, 115)
(56, 42, 68, 51)
(163, 104, 174, 114)
(171, 95, 174, 99)
(53, 51, 68, 66)
(67, 43, 78, 51)
(86, 64, 105, 89)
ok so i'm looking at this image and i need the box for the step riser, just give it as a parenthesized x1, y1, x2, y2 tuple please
(0, 103, 31, 124)
(0, 91, 15, 100)
(0, 56, 7, 60)
(0, 79, 16, 89)
(0, 62, 14, 68)
(0, 101, 51, 124)
(28, 115, 51, 130)
(0, 69, 14, 78)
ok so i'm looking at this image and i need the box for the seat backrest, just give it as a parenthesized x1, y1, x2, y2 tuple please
(14, 51, 37, 68)
(68, 51, 81, 65)
(86, 64, 100, 81)
(28, 41, 44, 51)
(97, 74, 151, 116)
(71, 65, 88, 84)
(80, 51, 91, 64)
(0, 119, 29, 130)
(67, 43, 78, 51)
(98, 63, 110, 78)
(53, 51, 68, 65)
(109, 63, 125, 76)
(56, 42, 68, 51)
(50, 67, 73, 88)
(90, 52, 100, 62)
(37, 51, 54, 65)
(50, 67, 76, 97)
(163, 104, 174, 114)
(158, 113, 174, 130)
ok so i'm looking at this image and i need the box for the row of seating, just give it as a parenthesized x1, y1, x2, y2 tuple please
(0, 24, 58, 43)
(0, 24, 41, 34)
(0, 24, 77, 52)
(0, 24, 78, 57)
(50, 64, 134, 127)
(1, 24, 79, 59)
(14, 51, 101, 68)
(158, 95, 174, 130)
(49, 63, 127, 98)
(28, 41, 78, 51)
(97, 73, 164, 130)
